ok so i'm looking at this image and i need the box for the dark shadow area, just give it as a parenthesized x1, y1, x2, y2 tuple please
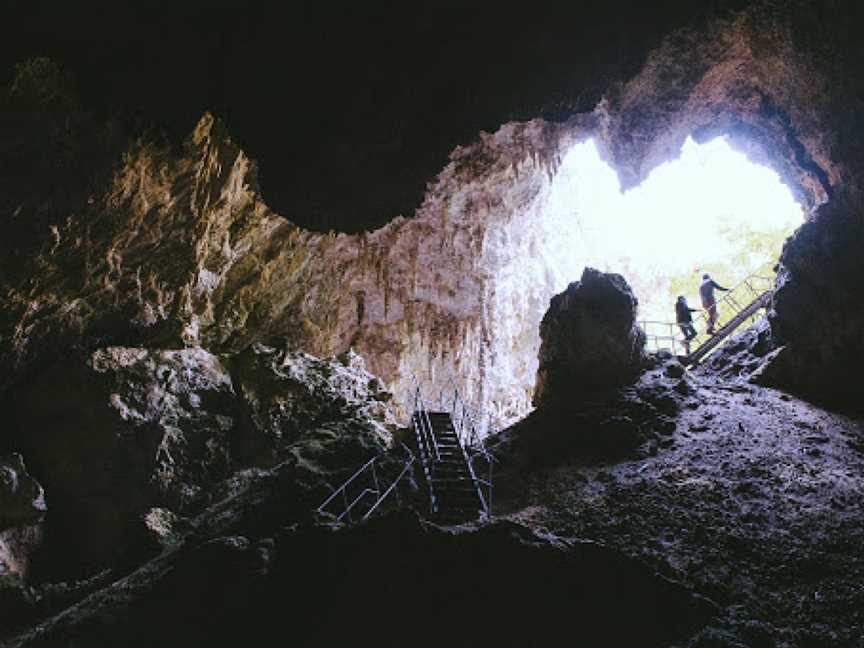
(14, 513, 716, 648)
(0, 0, 749, 232)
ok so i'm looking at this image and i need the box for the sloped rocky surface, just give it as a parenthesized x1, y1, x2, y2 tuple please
(494, 352, 696, 506)
(506, 374, 864, 646)
(5, 494, 716, 648)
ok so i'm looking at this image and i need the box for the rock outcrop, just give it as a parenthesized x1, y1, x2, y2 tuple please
(534, 268, 646, 408)
(8, 346, 237, 578)
(0, 454, 45, 578)
(6, 344, 396, 580)
(232, 345, 396, 470)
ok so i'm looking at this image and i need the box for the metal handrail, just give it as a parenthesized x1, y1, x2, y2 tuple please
(438, 378, 494, 519)
(317, 443, 415, 524)
(640, 263, 775, 357)
(688, 263, 774, 351)
(409, 372, 440, 515)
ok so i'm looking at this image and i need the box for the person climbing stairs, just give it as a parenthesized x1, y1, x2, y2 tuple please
(686, 290, 772, 365)
(641, 263, 775, 364)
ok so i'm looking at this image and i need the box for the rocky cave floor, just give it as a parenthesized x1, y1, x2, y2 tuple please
(505, 370, 864, 647)
(3, 347, 864, 648)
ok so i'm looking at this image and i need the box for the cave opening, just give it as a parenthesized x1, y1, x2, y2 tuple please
(475, 130, 806, 433)
(541, 135, 804, 327)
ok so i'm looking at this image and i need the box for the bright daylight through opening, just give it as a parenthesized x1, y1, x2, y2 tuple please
(541, 136, 804, 333)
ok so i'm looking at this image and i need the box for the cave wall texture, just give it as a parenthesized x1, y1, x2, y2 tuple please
(1, 0, 864, 434)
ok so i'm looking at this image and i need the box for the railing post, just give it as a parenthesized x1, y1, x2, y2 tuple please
(371, 460, 380, 495)
(343, 490, 352, 523)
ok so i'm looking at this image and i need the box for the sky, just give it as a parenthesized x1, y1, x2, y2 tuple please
(542, 136, 804, 321)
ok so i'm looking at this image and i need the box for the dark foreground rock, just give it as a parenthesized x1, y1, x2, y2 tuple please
(534, 268, 646, 409)
(0, 454, 46, 579)
(6, 500, 717, 648)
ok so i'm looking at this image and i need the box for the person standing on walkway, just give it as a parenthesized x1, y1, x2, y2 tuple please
(675, 296, 699, 354)
(699, 273, 730, 334)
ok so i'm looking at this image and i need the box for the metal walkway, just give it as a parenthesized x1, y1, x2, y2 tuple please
(412, 381, 493, 523)
(641, 264, 775, 366)
(316, 379, 493, 525)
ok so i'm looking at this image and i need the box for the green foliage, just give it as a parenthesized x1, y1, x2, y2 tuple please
(667, 216, 796, 308)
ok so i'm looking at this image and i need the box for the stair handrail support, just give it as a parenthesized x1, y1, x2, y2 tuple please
(442, 381, 494, 519)
(317, 442, 416, 524)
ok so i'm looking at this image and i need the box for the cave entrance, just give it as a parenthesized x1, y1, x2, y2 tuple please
(457, 132, 806, 434)
(540, 135, 803, 343)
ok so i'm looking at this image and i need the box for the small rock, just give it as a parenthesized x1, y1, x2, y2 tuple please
(664, 363, 685, 379)
(655, 417, 677, 436)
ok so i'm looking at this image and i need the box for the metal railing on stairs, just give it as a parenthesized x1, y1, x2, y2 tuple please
(687, 263, 775, 355)
(318, 372, 495, 525)
(641, 263, 776, 363)
(316, 442, 415, 524)
(412, 381, 440, 515)
(438, 380, 493, 519)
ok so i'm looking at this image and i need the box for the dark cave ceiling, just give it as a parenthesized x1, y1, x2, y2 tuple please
(0, 0, 750, 232)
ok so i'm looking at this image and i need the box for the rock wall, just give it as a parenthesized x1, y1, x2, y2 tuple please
(6, 344, 396, 580)
(0, 110, 593, 433)
(3, 0, 864, 447)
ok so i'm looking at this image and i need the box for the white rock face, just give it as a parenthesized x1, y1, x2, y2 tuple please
(2, 112, 598, 435)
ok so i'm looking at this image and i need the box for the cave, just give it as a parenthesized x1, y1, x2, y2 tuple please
(1, 1, 864, 646)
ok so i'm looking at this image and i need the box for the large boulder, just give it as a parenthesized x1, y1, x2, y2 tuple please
(7, 343, 401, 580)
(534, 268, 646, 408)
(9, 346, 237, 579)
(0, 454, 46, 578)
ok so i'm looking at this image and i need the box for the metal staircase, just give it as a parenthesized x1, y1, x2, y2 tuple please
(316, 379, 493, 526)
(641, 263, 775, 366)
(411, 380, 492, 523)
(686, 290, 771, 365)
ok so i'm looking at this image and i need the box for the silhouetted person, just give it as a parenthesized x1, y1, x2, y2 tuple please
(699, 273, 730, 334)
(675, 295, 698, 354)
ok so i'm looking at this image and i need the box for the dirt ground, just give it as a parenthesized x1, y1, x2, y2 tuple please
(505, 373, 864, 647)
